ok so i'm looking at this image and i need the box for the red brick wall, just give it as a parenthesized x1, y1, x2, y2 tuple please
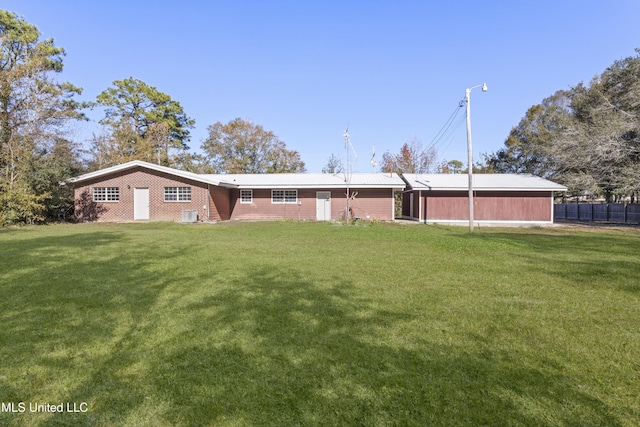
(228, 189, 318, 220)
(349, 188, 395, 220)
(228, 188, 395, 221)
(73, 167, 217, 222)
(210, 186, 231, 221)
(73, 167, 398, 222)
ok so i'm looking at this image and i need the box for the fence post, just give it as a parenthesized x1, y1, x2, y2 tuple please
(624, 203, 628, 223)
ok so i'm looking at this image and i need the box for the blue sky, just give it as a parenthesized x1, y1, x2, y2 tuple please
(4, 0, 639, 172)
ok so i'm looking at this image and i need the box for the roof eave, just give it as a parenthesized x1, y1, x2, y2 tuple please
(63, 160, 223, 187)
(409, 186, 567, 192)
(233, 184, 405, 189)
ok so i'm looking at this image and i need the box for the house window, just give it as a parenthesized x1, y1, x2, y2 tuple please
(92, 187, 119, 202)
(164, 187, 191, 202)
(272, 189, 297, 204)
(240, 189, 253, 204)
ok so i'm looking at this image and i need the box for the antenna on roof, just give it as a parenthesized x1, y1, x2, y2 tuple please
(343, 124, 358, 222)
(371, 145, 378, 172)
(344, 124, 357, 163)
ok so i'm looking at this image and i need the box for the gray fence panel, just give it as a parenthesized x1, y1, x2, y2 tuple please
(627, 204, 640, 223)
(578, 204, 593, 220)
(565, 204, 578, 220)
(608, 204, 626, 222)
(593, 204, 608, 221)
(554, 203, 640, 224)
(554, 204, 566, 220)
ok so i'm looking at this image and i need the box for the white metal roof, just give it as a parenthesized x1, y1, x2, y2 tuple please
(206, 173, 405, 189)
(402, 173, 567, 192)
(63, 160, 405, 189)
(65, 161, 564, 192)
(63, 160, 228, 186)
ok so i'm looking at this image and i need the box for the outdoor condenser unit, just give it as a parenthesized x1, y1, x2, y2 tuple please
(181, 210, 198, 223)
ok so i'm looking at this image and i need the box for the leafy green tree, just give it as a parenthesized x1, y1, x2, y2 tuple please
(448, 159, 464, 173)
(170, 150, 211, 174)
(483, 49, 640, 201)
(0, 10, 84, 224)
(202, 118, 306, 173)
(554, 75, 639, 201)
(322, 153, 343, 174)
(484, 90, 571, 178)
(380, 138, 437, 174)
(437, 159, 464, 173)
(94, 77, 194, 167)
(0, 182, 46, 225)
(28, 138, 83, 220)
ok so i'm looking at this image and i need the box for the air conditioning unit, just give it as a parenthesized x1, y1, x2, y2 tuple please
(182, 210, 198, 223)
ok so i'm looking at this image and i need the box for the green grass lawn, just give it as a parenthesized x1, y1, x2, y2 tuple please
(0, 221, 638, 426)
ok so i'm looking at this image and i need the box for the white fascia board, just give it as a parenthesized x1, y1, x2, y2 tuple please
(409, 181, 567, 192)
(64, 160, 226, 186)
(216, 181, 241, 188)
(232, 183, 406, 190)
(402, 173, 567, 192)
(416, 186, 567, 192)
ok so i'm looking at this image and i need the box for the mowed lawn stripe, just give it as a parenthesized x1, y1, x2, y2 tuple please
(0, 222, 638, 426)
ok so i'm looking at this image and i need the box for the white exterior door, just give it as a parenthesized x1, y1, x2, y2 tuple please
(316, 192, 331, 221)
(134, 188, 150, 220)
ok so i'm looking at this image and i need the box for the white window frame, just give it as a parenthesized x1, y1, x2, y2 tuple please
(271, 189, 297, 204)
(240, 189, 253, 204)
(92, 187, 119, 202)
(164, 187, 191, 202)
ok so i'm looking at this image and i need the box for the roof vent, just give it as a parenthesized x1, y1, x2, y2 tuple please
(182, 210, 198, 223)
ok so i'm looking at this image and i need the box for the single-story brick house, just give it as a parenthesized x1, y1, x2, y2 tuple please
(65, 160, 405, 222)
(401, 173, 567, 226)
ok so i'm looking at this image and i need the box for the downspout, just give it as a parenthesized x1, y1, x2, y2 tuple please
(391, 188, 395, 221)
(423, 190, 427, 224)
(409, 190, 414, 220)
(207, 184, 211, 221)
(419, 190, 423, 223)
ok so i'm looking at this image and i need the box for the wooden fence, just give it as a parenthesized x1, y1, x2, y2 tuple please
(554, 203, 640, 224)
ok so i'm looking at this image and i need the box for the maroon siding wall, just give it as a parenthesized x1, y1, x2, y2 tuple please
(425, 191, 467, 220)
(399, 191, 421, 219)
(413, 191, 421, 219)
(228, 188, 395, 221)
(424, 191, 551, 221)
(73, 167, 215, 222)
(401, 192, 412, 217)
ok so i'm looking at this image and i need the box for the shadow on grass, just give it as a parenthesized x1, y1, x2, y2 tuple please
(0, 229, 631, 426)
(0, 229, 195, 426)
(144, 266, 624, 426)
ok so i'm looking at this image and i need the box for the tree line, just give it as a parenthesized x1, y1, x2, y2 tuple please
(3, 10, 638, 225)
(481, 49, 640, 202)
(0, 11, 304, 225)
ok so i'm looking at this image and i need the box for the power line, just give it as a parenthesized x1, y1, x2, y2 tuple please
(418, 100, 465, 159)
(435, 109, 467, 155)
